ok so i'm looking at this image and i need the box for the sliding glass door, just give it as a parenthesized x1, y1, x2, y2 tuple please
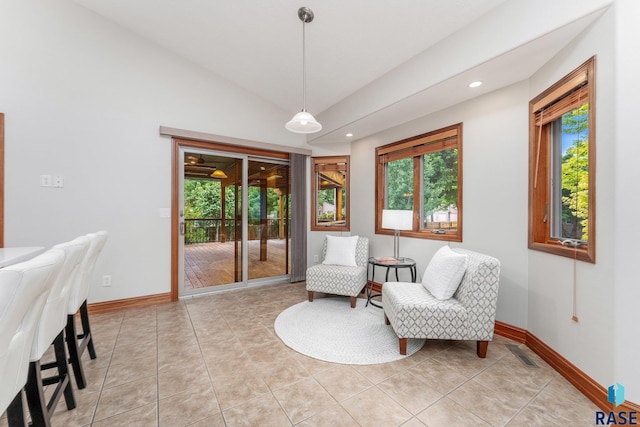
(247, 158, 290, 280)
(178, 148, 290, 297)
(180, 150, 243, 295)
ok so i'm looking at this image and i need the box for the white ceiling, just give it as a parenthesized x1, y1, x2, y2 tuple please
(72, 0, 611, 144)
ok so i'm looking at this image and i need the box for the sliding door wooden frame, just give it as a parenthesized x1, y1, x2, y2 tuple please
(170, 136, 305, 301)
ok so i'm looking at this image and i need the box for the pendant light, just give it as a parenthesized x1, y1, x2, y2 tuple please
(286, 7, 322, 134)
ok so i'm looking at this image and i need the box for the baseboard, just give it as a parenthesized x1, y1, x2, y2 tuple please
(369, 281, 383, 294)
(87, 292, 172, 314)
(494, 320, 527, 343)
(525, 332, 611, 411)
(623, 400, 640, 415)
(495, 321, 639, 413)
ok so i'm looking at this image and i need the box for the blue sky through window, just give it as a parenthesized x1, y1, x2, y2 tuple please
(561, 110, 588, 155)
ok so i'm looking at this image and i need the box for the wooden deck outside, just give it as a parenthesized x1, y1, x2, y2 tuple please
(184, 238, 290, 290)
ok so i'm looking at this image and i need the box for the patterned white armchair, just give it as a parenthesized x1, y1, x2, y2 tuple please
(382, 248, 500, 357)
(306, 236, 369, 308)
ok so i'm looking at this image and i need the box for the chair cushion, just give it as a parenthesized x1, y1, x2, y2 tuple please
(383, 281, 469, 339)
(306, 264, 367, 297)
(422, 245, 468, 300)
(322, 235, 359, 267)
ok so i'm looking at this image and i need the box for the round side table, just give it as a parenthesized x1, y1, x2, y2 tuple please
(366, 257, 417, 308)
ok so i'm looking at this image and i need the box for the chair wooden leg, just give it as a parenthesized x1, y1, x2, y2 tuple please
(399, 338, 408, 355)
(307, 291, 314, 302)
(350, 296, 356, 308)
(25, 361, 49, 427)
(384, 314, 390, 325)
(26, 332, 76, 427)
(54, 332, 76, 410)
(477, 340, 488, 358)
(7, 391, 27, 427)
(66, 313, 87, 389)
(80, 300, 96, 359)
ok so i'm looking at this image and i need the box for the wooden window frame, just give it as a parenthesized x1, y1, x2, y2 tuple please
(528, 57, 596, 263)
(375, 123, 463, 242)
(311, 156, 350, 232)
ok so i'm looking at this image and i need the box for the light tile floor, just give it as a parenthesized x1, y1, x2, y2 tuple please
(1, 282, 600, 426)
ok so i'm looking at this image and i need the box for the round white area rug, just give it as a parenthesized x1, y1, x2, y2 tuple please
(274, 297, 425, 365)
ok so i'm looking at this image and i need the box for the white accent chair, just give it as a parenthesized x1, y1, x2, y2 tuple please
(0, 249, 64, 427)
(306, 236, 369, 308)
(382, 248, 500, 357)
(66, 230, 108, 389)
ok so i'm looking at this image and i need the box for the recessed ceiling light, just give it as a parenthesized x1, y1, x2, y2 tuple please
(469, 81, 483, 88)
(346, 133, 353, 137)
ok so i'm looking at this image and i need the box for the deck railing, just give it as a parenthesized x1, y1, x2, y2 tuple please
(184, 218, 288, 244)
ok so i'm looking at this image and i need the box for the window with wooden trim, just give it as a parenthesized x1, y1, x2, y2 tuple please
(311, 156, 350, 231)
(529, 57, 596, 263)
(375, 123, 462, 242)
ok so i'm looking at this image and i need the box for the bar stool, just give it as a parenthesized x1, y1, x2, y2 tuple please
(0, 249, 64, 427)
(66, 231, 108, 389)
(25, 236, 90, 427)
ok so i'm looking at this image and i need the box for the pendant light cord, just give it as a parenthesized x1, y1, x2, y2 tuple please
(301, 17, 307, 112)
(285, 8, 321, 133)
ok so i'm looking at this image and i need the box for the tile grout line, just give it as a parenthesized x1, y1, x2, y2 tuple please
(185, 299, 227, 426)
(89, 312, 124, 426)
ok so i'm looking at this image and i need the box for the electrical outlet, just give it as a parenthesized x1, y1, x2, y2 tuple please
(102, 275, 112, 287)
(40, 175, 52, 187)
(53, 175, 64, 188)
(313, 254, 319, 263)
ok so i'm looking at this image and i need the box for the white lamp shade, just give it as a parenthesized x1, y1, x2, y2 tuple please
(285, 111, 322, 134)
(382, 209, 413, 231)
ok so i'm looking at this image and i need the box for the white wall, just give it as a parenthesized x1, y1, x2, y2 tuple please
(350, 81, 530, 328)
(613, 0, 640, 404)
(349, 3, 626, 399)
(2, 0, 634, 404)
(528, 8, 616, 389)
(0, 0, 306, 302)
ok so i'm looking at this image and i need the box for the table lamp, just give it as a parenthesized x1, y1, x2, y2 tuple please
(382, 209, 413, 260)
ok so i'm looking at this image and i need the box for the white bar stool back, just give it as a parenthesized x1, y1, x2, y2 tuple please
(0, 249, 64, 427)
(66, 230, 108, 389)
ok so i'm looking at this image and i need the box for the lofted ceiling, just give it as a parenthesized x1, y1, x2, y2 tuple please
(72, 0, 611, 145)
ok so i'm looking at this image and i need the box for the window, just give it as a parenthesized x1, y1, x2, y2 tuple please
(375, 123, 462, 242)
(311, 156, 350, 231)
(529, 57, 596, 263)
